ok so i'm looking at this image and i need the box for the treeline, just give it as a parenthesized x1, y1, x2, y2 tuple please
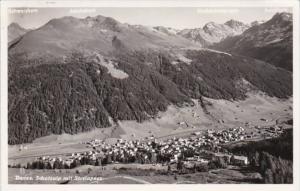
(115, 49, 292, 100)
(228, 129, 293, 160)
(8, 49, 292, 144)
(253, 151, 293, 183)
(185, 50, 292, 99)
(8, 50, 193, 144)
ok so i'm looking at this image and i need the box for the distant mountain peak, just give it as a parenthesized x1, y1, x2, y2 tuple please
(251, 20, 265, 26)
(203, 22, 219, 29)
(179, 19, 249, 46)
(83, 15, 119, 24)
(9, 22, 23, 28)
(94, 15, 107, 20)
(8, 22, 29, 42)
(270, 12, 292, 22)
(46, 16, 78, 27)
(262, 12, 292, 28)
(8, 22, 29, 32)
(224, 19, 247, 28)
(212, 12, 293, 71)
(153, 26, 179, 35)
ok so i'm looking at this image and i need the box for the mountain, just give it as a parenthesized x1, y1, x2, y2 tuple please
(250, 20, 265, 26)
(177, 19, 249, 46)
(212, 12, 293, 71)
(152, 26, 179, 35)
(8, 15, 199, 59)
(8, 22, 29, 42)
(8, 49, 292, 144)
(8, 15, 292, 144)
(224, 19, 250, 34)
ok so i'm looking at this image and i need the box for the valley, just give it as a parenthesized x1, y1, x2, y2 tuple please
(8, 93, 292, 165)
(6, 9, 294, 185)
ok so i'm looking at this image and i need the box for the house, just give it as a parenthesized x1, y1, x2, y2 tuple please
(213, 153, 232, 163)
(260, 118, 268, 122)
(231, 155, 249, 166)
(193, 132, 201, 136)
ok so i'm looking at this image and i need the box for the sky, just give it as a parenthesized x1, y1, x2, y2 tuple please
(8, 7, 292, 29)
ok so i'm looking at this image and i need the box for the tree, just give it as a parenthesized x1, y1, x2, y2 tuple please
(208, 161, 217, 170)
(216, 157, 228, 169)
(46, 162, 52, 169)
(107, 154, 112, 164)
(168, 164, 171, 173)
(264, 168, 274, 183)
(177, 160, 183, 171)
(197, 163, 209, 172)
(95, 159, 101, 166)
(151, 152, 157, 163)
(250, 151, 260, 168)
(26, 162, 32, 169)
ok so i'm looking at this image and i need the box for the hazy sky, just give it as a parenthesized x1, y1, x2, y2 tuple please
(8, 7, 292, 29)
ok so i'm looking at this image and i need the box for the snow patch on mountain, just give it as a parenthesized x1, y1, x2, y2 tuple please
(94, 54, 129, 79)
(177, 54, 192, 65)
(153, 26, 179, 36)
(203, 48, 232, 56)
(265, 38, 284, 45)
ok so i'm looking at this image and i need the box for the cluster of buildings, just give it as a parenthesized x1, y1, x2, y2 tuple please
(255, 125, 284, 138)
(200, 127, 249, 144)
(24, 124, 287, 170)
(27, 127, 252, 169)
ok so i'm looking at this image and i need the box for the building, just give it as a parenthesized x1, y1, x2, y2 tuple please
(231, 155, 249, 166)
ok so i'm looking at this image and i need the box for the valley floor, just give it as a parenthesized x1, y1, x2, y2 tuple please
(8, 92, 292, 166)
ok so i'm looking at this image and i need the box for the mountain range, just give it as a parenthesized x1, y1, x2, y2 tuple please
(8, 15, 198, 58)
(212, 12, 293, 71)
(178, 19, 250, 46)
(8, 12, 293, 144)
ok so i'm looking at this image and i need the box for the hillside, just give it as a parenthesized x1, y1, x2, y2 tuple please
(212, 12, 293, 71)
(8, 48, 292, 144)
(8, 15, 198, 59)
(8, 14, 292, 144)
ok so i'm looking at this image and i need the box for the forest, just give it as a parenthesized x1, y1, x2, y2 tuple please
(227, 129, 293, 183)
(8, 49, 292, 144)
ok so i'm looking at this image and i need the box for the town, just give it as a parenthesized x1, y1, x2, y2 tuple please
(19, 124, 285, 173)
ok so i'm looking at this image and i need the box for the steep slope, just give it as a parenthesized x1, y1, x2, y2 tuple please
(178, 20, 249, 46)
(8, 49, 292, 144)
(8, 14, 292, 144)
(224, 19, 250, 34)
(8, 51, 191, 144)
(8, 22, 29, 42)
(212, 12, 293, 71)
(9, 15, 199, 59)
